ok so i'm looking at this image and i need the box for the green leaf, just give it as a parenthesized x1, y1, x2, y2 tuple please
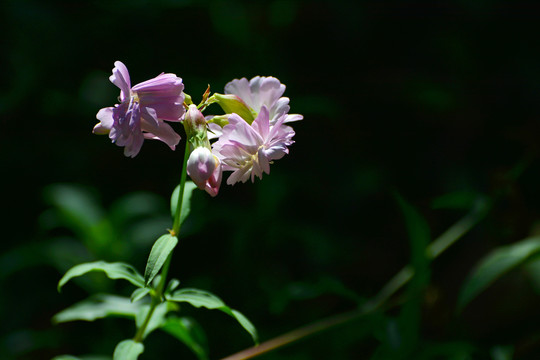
(395, 194, 431, 355)
(53, 294, 141, 323)
(395, 194, 431, 269)
(525, 257, 540, 294)
(490, 345, 514, 360)
(431, 190, 482, 210)
(58, 261, 145, 292)
(43, 184, 104, 232)
(52, 356, 111, 360)
(458, 236, 540, 310)
(225, 309, 258, 343)
(168, 288, 225, 308)
(144, 234, 178, 286)
(131, 288, 151, 303)
(161, 316, 208, 360)
(113, 340, 144, 360)
(170, 181, 198, 224)
(135, 302, 177, 339)
(42, 184, 116, 254)
(168, 288, 258, 344)
(110, 192, 167, 226)
(165, 278, 181, 296)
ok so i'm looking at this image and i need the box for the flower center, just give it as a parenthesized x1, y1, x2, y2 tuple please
(130, 91, 140, 104)
(245, 145, 264, 168)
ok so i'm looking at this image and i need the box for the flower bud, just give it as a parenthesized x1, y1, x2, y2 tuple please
(186, 147, 222, 197)
(183, 104, 210, 149)
(184, 104, 206, 129)
(212, 93, 255, 124)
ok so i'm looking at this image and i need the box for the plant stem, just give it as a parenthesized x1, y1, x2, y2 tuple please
(133, 140, 191, 343)
(171, 139, 191, 236)
(133, 295, 159, 343)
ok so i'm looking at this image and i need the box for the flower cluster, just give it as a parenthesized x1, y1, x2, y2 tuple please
(94, 62, 303, 196)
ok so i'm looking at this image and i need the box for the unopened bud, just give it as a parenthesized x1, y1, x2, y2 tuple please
(212, 93, 255, 124)
(186, 147, 222, 197)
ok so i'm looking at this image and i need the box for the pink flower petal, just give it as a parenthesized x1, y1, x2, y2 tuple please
(109, 61, 131, 101)
(140, 118, 181, 150)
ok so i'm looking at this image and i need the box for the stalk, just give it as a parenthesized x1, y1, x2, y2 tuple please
(133, 139, 191, 342)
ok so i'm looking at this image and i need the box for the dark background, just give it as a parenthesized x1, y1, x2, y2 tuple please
(3, 0, 540, 359)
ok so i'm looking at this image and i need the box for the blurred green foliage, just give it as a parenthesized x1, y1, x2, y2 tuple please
(4, 0, 540, 359)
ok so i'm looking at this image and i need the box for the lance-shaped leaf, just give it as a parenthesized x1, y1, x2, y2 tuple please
(144, 234, 178, 286)
(458, 236, 540, 310)
(395, 194, 431, 352)
(58, 261, 145, 292)
(165, 278, 181, 296)
(161, 316, 208, 360)
(113, 340, 144, 360)
(168, 288, 258, 344)
(131, 288, 151, 303)
(170, 181, 198, 224)
(53, 294, 141, 323)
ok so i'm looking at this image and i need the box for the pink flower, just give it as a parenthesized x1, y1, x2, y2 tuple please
(212, 106, 295, 184)
(186, 147, 222, 197)
(224, 76, 303, 125)
(93, 61, 185, 157)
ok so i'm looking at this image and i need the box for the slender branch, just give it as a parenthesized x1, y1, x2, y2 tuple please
(221, 309, 366, 360)
(219, 197, 491, 360)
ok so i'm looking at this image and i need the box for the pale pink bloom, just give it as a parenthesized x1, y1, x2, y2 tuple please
(224, 76, 303, 124)
(186, 147, 222, 197)
(93, 61, 184, 157)
(212, 106, 295, 184)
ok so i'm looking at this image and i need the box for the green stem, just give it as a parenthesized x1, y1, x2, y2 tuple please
(133, 295, 159, 343)
(133, 140, 191, 343)
(172, 139, 191, 236)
